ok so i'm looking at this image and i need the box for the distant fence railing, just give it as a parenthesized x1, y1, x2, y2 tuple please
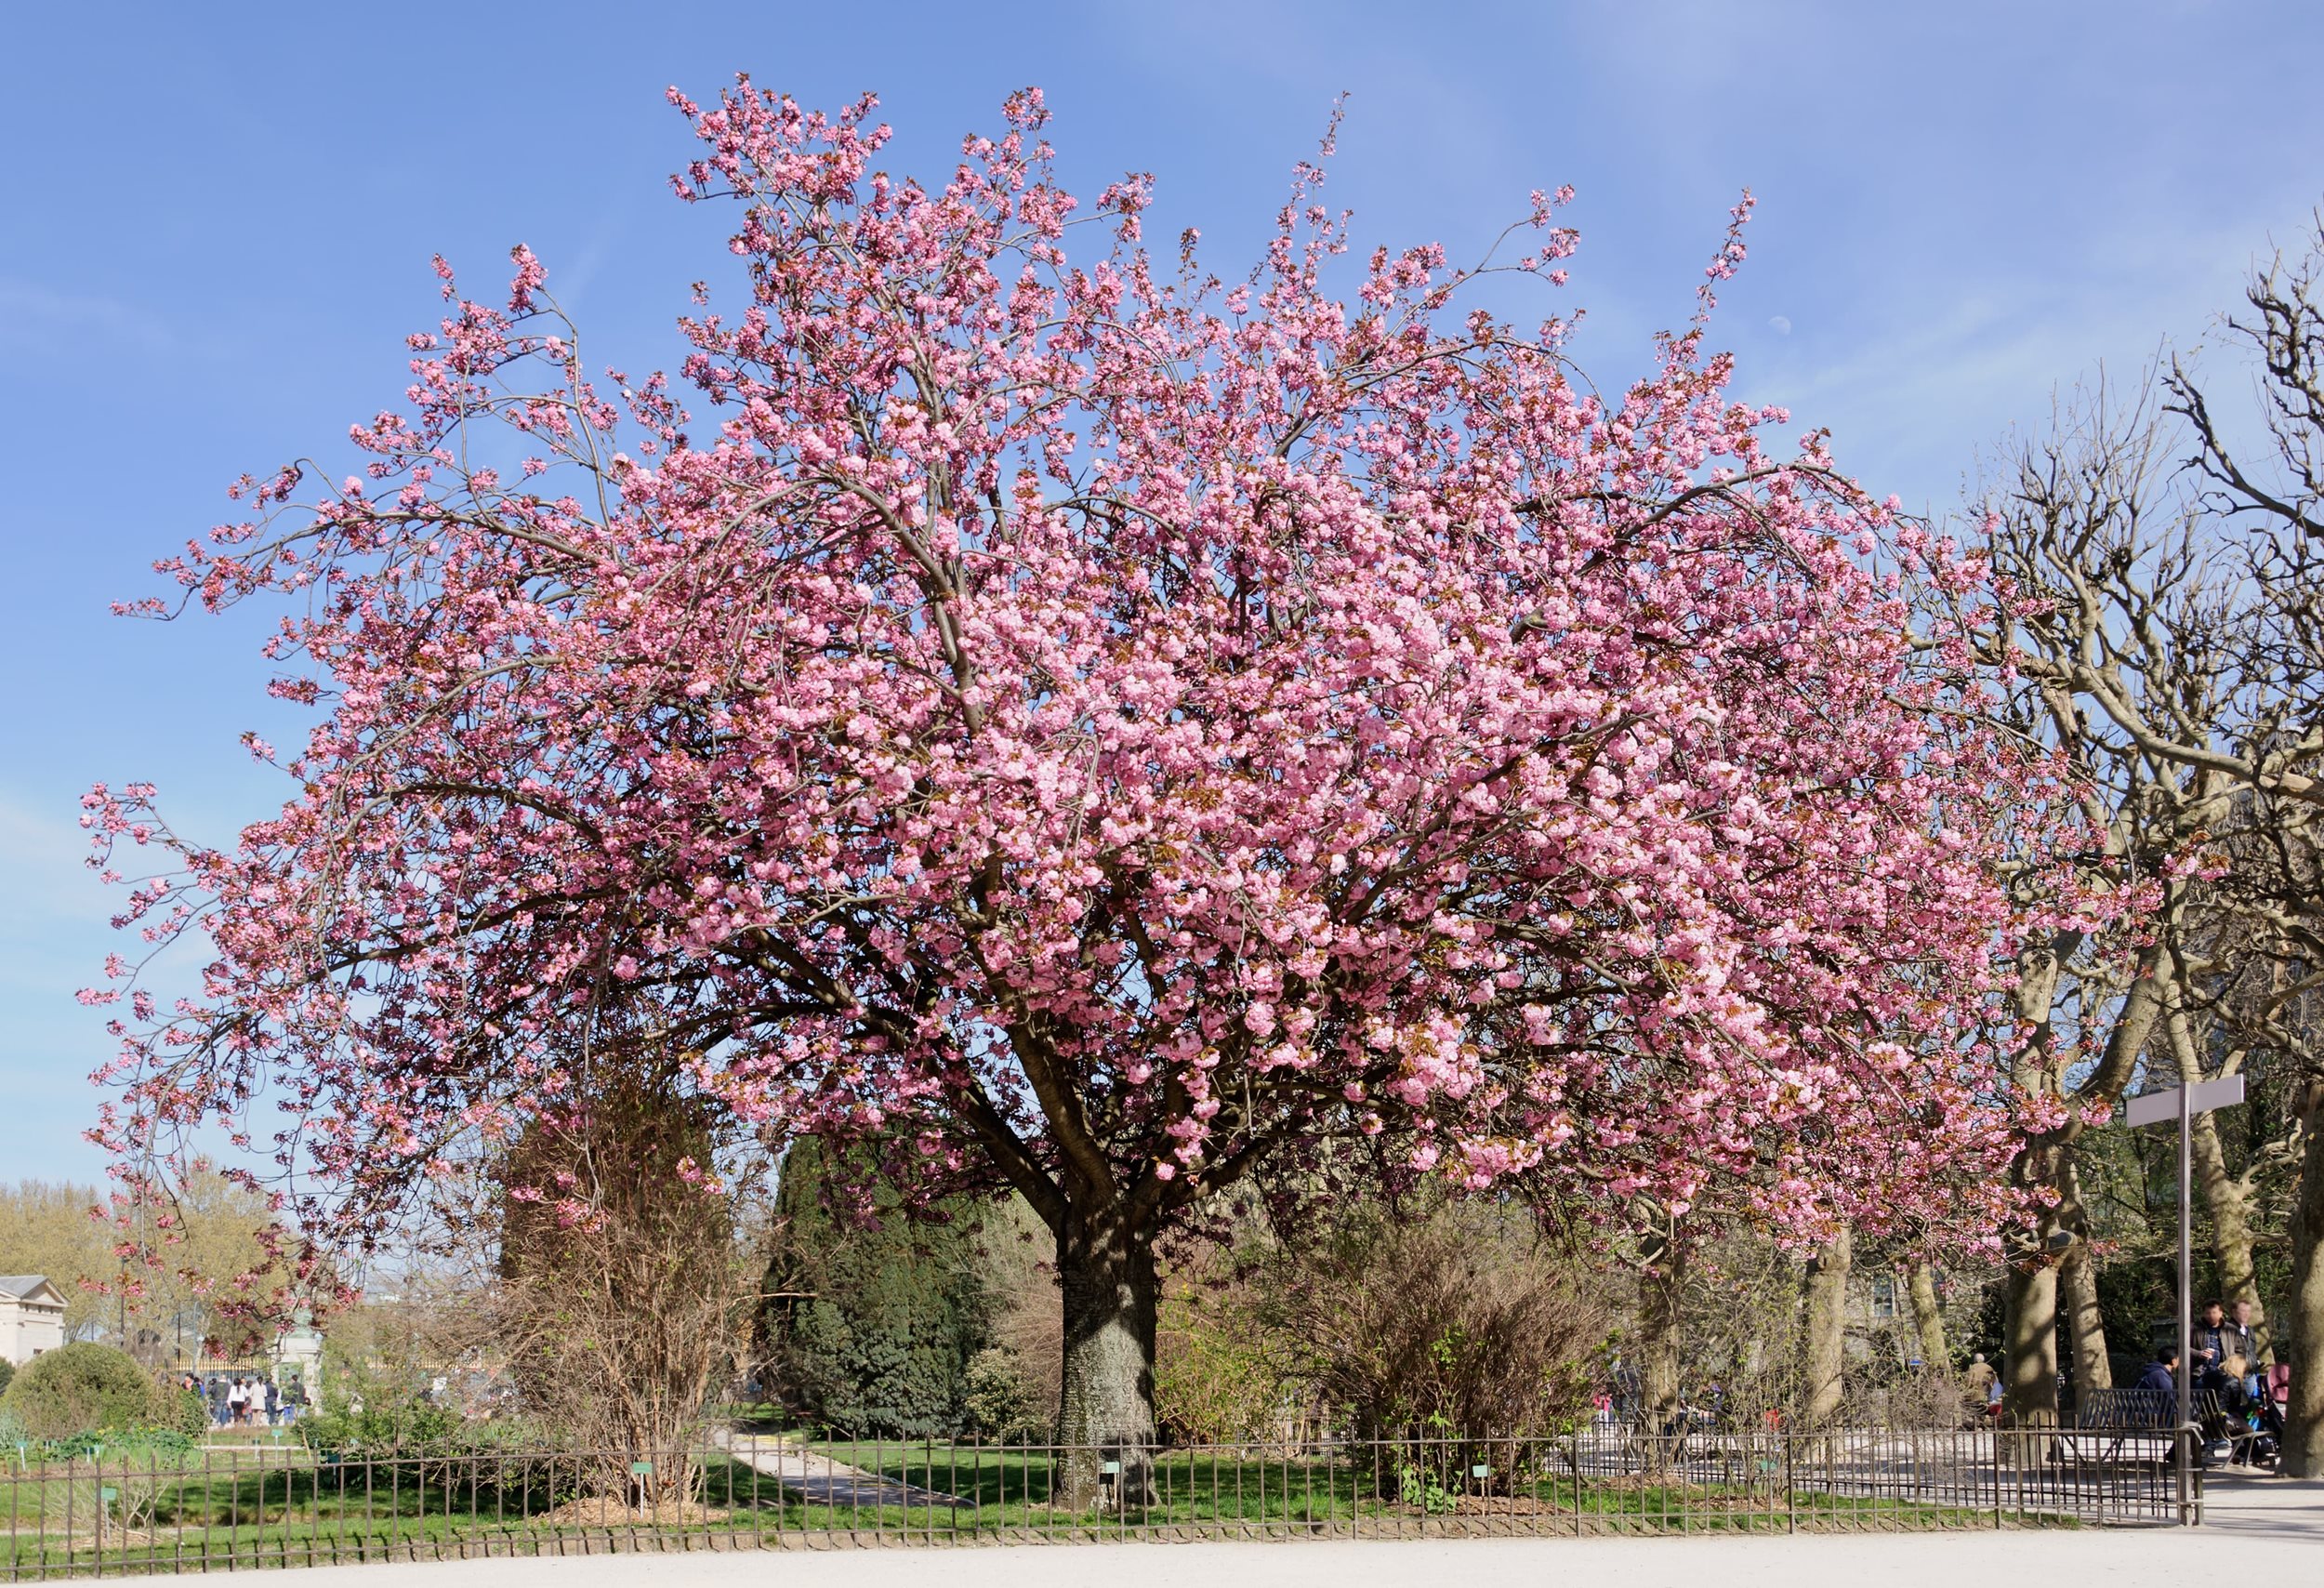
(1, 1422, 2202, 1580)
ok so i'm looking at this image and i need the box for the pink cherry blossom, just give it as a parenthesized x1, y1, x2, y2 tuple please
(83, 81, 2080, 1444)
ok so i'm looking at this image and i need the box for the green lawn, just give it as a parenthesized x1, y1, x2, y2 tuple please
(0, 1443, 2057, 1577)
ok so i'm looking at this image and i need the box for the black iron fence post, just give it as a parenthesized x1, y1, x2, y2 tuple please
(1783, 1432, 1795, 1533)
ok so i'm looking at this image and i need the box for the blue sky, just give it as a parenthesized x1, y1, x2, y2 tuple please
(4, 0, 2319, 1184)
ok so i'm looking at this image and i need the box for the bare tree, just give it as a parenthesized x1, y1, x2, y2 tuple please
(1970, 214, 2324, 1460)
(2162, 225, 2324, 1473)
(496, 1065, 756, 1506)
(1975, 366, 2319, 1416)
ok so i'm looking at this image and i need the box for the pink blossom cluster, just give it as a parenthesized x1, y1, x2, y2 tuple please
(85, 83, 2073, 1288)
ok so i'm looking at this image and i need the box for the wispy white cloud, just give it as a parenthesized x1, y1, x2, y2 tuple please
(0, 278, 191, 357)
(1736, 192, 2324, 516)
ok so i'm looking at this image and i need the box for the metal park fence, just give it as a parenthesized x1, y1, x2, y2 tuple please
(1, 1421, 2203, 1580)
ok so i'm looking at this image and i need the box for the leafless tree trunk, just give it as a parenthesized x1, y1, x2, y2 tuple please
(2190, 1111, 2266, 1328)
(2060, 1246, 2111, 1399)
(2001, 1258, 2060, 1426)
(2057, 1158, 2112, 1398)
(1638, 1228, 1684, 1438)
(1800, 1225, 1852, 1427)
(1908, 1262, 1949, 1368)
(2286, 1087, 2324, 1476)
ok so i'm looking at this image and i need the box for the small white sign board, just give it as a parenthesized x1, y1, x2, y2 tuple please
(2123, 1074, 2245, 1129)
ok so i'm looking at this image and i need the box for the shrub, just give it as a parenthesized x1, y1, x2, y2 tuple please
(165, 1385, 209, 1439)
(759, 1138, 999, 1436)
(1266, 1198, 1602, 1442)
(296, 1363, 469, 1456)
(1155, 1250, 1293, 1444)
(296, 1363, 562, 1500)
(0, 1359, 13, 1397)
(961, 1346, 1048, 1443)
(0, 1343, 169, 1438)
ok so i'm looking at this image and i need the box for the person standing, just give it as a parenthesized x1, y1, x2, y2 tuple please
(263, 1380, 281, 1426)
(1961, 1353, 1998, 1428)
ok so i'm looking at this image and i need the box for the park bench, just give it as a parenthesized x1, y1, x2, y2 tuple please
(2049, 1386, 2201, 1468)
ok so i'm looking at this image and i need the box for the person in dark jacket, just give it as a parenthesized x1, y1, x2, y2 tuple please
(2135, 1346, 2179, 1421)
(2193, 1302, 2231, 1386)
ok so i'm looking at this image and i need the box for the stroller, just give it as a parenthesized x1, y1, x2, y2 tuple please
(2206, 1359, 2287, 1467)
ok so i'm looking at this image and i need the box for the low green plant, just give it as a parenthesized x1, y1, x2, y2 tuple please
(0, 1343, 170, 1438)
(296, 1370, 467, 1457)
(1397, 1461, 1458, 1515)
(293, 1360, 565, 1501)
(157, 1385, 208, 1439)
(6, 1426, 201, 1532)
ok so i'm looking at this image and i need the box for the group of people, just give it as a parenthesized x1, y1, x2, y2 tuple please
(2131, 1299, 2285, 1462)
(178, 1370, 306, 1428)
(2136, 1299, 2267, 1398)
(1960, 1296, 2291, 1454)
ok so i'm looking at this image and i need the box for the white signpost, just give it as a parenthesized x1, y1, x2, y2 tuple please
(2120, 1070, 2244, 1523)
(2123, 1075, 2246, 1130)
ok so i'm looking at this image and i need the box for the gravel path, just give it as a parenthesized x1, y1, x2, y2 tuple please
(717, 1432, 964, 1508)
(155, 1511, 2323, 1588)
(139, 1463, 2324, 1588)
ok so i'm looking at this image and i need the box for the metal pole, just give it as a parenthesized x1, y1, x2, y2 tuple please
(2176, 1079, 2193, 1524)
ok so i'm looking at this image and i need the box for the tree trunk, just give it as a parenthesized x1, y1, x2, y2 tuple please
(2001, 1258, 2059, 1426)
(2058, 1159, 2110, 1400)
(1801, 1226, 1851, 1427)
(1639, 1240, 1684, 1436)
(1908, 1262, 1949, 1369)
(2000, 934, 2067, 1432)
(2060, 1244, 2111, 1404)
(2283, 1102, 2324, 1478)
(1056, 1204, 1159, 1507)
(2189, 1106, 2269, 1360)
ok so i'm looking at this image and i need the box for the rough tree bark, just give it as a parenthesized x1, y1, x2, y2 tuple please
(1638, 1230, 1684, 1442)
(2058, 1158, 2112, 1400)
(2284, 1092, 2324, 1477)
(1055, 1201, 1160, 1507)
(1801, 1226, 1852, 1427)
(1908, 1262, 1950, 1368)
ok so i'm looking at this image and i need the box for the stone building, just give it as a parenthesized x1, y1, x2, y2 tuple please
(0, 1276, 68, 1366)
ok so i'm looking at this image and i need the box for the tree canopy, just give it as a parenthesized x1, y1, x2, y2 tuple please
(86, 84, 2064, 1457)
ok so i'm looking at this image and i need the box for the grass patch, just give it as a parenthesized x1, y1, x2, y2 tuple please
(0, 1443, 2078, 1576)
